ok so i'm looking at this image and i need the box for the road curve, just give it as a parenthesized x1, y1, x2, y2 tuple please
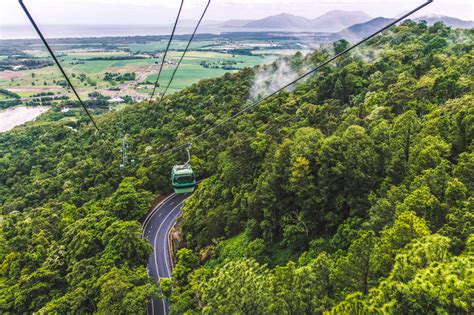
(142, 193, 190, 315)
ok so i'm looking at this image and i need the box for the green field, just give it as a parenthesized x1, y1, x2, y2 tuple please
(0, 37, 299, 105)
(126, 40, 216, 53)
(146, 52, 274, 94)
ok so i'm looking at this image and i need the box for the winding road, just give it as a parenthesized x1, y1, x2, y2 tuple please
(142, 193, 191, 315)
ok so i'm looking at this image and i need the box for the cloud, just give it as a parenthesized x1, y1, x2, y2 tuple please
(250, 56, 309, 101)
(1, 0, 472, 26)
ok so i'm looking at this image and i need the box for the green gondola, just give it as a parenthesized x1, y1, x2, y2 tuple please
(170, 143, 196, 194)
(171, 164, 196, 194)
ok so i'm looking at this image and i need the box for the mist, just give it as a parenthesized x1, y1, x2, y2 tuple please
(250, 56, 310, 101)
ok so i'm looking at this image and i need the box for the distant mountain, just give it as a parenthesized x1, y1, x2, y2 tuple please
(311, 10, 372, 32)
(220, 19, 254, 28)
(243, 13, 312, 29)
(212, 12, 472, 34)
(337, 17, 396, 41)
(415, 15, 473, 28)
(240, 11, 371, 31)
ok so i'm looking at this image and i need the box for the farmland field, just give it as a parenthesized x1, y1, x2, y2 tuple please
(0, 32, 328, 108)
(127, 40, 216, 53)
(146, 51, 273, 94)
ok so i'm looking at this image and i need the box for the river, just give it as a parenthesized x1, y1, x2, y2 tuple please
(0, 106, 49, 133)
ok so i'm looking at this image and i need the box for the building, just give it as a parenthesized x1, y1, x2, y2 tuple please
(107, 97, 124, 104)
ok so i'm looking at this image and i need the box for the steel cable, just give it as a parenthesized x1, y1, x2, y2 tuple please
(149, 0, 185, 102)
(156, 0, 212, 107)
(153, 0, 433, 158)
(19, 0, 120, 160)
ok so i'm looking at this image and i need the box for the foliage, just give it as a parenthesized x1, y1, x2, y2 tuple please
(170, 22, 474, 313)
(0, 21, 473, 313)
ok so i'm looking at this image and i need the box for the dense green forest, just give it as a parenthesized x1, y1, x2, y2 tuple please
(1, 21, 473, 313)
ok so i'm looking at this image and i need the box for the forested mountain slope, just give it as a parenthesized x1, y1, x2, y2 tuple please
(1, 21, 473, 313)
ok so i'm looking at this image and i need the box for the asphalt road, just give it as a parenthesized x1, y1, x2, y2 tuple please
(142, 193, 190, 315)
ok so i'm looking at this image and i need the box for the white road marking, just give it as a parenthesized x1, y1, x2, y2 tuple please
(163, 209, 181, 277)
(142, 193, 182, 315)
(153, 201, 184, 315)
(155, 203, 182, 276)
(142, 193, 179, 236)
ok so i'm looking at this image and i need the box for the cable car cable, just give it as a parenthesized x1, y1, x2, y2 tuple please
(18, 0, 119, 160)
(156, 0, 211, 107)
(154, 0, 432, 158)
(149, 0, 185, 102)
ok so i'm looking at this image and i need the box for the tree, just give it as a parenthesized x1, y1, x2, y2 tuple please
(317, 125, 378, 226)
(409, 135, 450, 177)
(306, 252, 334, 312)
(99, 220, 152, 271)
(439, 197, 474, 254)
(173, 248, 199, 287)
(374, 211, 430, 277)
(245, 238, 269, 264)
(397, 186, 443, 230)
(388, 110, 421, 183)
(1, 21, 473, 314)
(168, 248, 200, 314)
(386, 72, 417, 114)
(106, 177, 152, 221)
(454, 152, 474, 193)
(38, 287, 96, 314)
(333, 230, 377, 296)
(333, 39, 350, 55)
(328, 292, 373, 315)
(389, 234, 451, 282)
(269, 258, 333, 314)
(368, 235, 471, 314)
(199, 259, 272, 314)
(96, 266, 158, 314)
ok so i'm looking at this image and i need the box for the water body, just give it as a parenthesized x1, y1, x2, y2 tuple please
(0, 24, 329, 40)
(0, 106, 49, 133)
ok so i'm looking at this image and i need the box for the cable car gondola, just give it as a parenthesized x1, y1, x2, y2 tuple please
(170, 143, 196, 194)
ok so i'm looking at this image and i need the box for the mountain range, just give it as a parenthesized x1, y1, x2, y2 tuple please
(220, 10, 372, 32)
(213, 12, 473, 35)
(414, 15, 474, 29)
(337, 17, 396, 41)
(336, 14, 473, 42)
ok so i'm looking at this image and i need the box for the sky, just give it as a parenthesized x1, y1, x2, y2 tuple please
(0, 0, 472, 26)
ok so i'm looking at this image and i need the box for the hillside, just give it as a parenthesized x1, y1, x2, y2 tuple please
(337, 17, 396, 41)
(337, 15, 474, 42)
(311, 10, 371, 32)
(415, 15, 474, 28)
(243, 13, 312, 29)
(215, 12, 471, 33)
(1, 21, 473, 314)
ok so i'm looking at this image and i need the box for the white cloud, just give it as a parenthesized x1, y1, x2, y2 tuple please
(0, 0, 472, 26)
